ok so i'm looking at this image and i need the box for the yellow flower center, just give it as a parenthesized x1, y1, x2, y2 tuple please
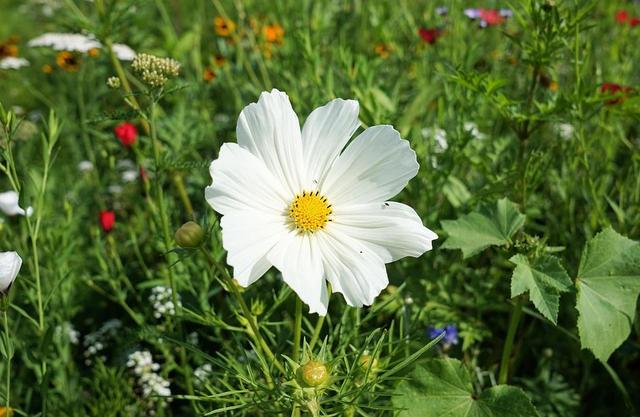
(289, 191, 332, 232)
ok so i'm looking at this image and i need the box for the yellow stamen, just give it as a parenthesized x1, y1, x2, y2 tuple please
(289, 191, 332, 233)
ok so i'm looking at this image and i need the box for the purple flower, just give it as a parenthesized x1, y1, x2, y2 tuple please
(464, 8, 481, 19)
(427, 324, 460, 347)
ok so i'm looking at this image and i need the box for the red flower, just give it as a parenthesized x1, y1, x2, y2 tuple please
(630, 17, 640, 27)
(100, 210, 116, 232)
(479, 9, 504, 26)
(114, 122, 138, 147)
(615, 10, 629, 24)
(419, 27, 442, 44)
(600, 82, 633, 105)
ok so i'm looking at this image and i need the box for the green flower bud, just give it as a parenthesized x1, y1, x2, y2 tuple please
(174, 221, 204, 248)
(301, 360, 329, 387)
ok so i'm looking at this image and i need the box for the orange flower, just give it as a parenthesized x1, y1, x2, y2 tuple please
(374, 43, 391, 59)
(87, 47, 100, 57)
(214, 16, 236, 37)
(56, 51, 81, 72)
(41, 64, 53, 73)
(263, 23, 285, 44)
(214, 54, 226, 67)
(0, 37, 19, 59)
(203, 67, 216, 82)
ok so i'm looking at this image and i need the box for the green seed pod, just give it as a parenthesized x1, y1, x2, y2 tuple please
(301, 360, 329, 387)
(174, 221, 204, 248)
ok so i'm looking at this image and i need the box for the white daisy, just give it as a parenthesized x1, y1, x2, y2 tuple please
(28, 33, 101, 52)
(205, 89, 437, 315)
(0, 57, 30, 70)
(0, 251, 22, 294)
(0, 191, 33, 217)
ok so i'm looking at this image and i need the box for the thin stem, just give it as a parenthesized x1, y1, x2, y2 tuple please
(498, 297, 525, 384)
(3, 308, 10, 408)
(199, 248, 286, 376)
(292, 297, 302, 362)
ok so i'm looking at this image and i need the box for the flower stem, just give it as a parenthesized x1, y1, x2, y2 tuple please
(292, 297, 302, 362)
(199, 248, 286, 376)
(3, 308, 11, 408)
(308, 315, 325, 352)
(498, 296, 525, 384)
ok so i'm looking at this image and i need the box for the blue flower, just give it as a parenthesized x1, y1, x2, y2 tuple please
(427, 324, 459, 347)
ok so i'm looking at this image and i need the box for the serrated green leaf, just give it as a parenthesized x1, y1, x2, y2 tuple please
(441, 198, 525, 258)
(510, 254, 572, 324)
(393, 358, 540, 417)
(575, 227, 640, 362)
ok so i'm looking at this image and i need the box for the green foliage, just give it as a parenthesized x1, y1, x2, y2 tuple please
(394, 358, 540, 417)
(510, 254, 572, 324)
(575, 227, 640, 362)
(441, 198, 525, 258)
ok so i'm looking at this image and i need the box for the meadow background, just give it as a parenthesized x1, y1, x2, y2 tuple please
(1, 0, 640, 416)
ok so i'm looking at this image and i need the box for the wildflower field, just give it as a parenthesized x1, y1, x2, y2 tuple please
(1, 0, 640, 416)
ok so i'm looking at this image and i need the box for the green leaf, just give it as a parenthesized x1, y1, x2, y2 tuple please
(394, 358, 540, 417)
(575, 227, 640, 362)
(441, 198, 525, 258)
(510, 254, 572, 324)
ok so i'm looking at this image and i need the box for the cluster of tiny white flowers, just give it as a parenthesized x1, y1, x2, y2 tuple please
(463, 122, 486, 140)
(55, 321, 80, 345)
(82, 319, 122, 366)
(149, 286, 181, 319)
(193, 363, 212, 385)
(131, 53, 181, 87)
(127, 350, 171, 414)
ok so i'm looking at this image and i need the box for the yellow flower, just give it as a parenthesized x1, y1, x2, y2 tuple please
(263, 23, 285, 44)
(214, 16, 236, 37)
(87, 47, 100, 57)
(0, 406, 14, 417)
(56, 51, 81, 72)
(373, 43, 391, 59)
(42, 64, 53, 73)
(203, 67, 216, 82)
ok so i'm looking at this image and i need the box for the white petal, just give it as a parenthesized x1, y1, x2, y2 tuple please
(322, 125, 418, 206)
(331, 202, 438, 263)
(205, 143, 289, 216)
(0, 191, 27, 216)
(301, 99, 360, 187)
(236, 89, 305, 195)
(267, 231, 328, 315)
(315, 229, 388, 308)
(0, 251, 22, 293)
(220, 211, 288, 286)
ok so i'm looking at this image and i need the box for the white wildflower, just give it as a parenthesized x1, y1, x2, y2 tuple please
(0, 57, 30, 70)
(0, 251, 22, 294)
(0, 191, 34, 217)
(205, 89, 437, 315)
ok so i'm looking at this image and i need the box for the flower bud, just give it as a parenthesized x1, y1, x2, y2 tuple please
(300, 360, 329, 387)
(0, 251, 22, 295)
(174, 221, 204, 248)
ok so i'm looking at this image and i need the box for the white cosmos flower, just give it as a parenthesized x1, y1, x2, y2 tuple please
(0, 191, 33, 217)
(0, 251, 22, 294)
(28, 33, 135, 61)
(205, 89, 437, 315)
(0, 57, 30, 70)
(28, 33, 101, 52)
